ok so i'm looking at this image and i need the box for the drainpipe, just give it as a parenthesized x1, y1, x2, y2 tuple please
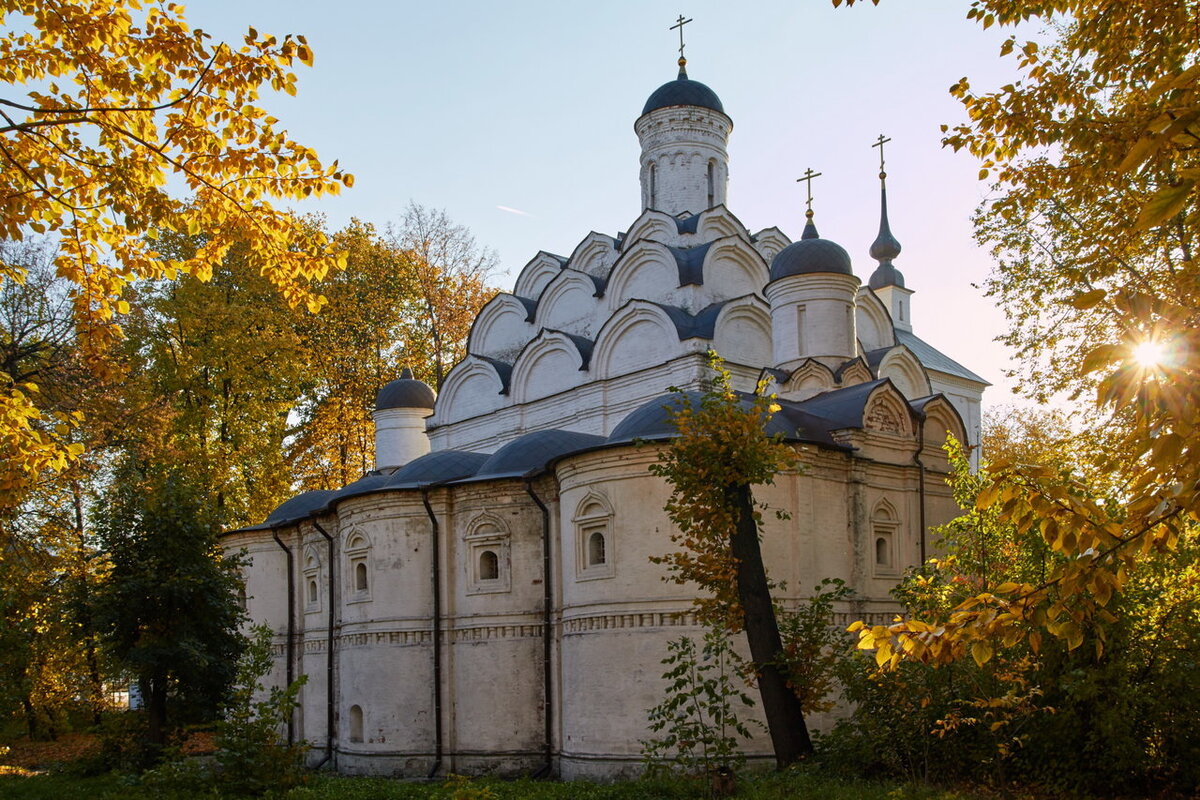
(914, 418, 928, 564)
(311, 519, 337, 769)
(271, 529, 296, 745)
(421, 489, 443, 779)
(524, 478, 554, 777)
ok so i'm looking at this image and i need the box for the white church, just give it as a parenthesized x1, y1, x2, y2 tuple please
(227, 51, 987, 779)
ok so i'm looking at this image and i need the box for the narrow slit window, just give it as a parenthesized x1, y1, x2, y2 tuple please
(307, 579, 318, 604)
(707, 160, 715, 208)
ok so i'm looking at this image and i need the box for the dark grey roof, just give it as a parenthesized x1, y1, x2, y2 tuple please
(264, 490, 336, 527)
(667, 241, 714, 286)
(466, 429, 607, 482)
(587, 274, 607, 296)
(650, 301, 724, 340)
(327, 472, 390, 505)
(675, 214, 701, 234)
(375, 368, 436, 410)
(642, 66, 726, 117)
(895, 329, 990, 385)
(793, 379, 896, 430)
(770, 236, 854, 280)
(386, 449, 489, 488)
(606, 391, 843, 449)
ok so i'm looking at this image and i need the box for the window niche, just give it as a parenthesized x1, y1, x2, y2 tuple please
(575, 494, 614, 580)
(348, 704, 364, 743)
(345, 531, 372, 603)
(465, 514, 510, 595)
(871, 500, 900, 577)
(303, 549, 322, 613)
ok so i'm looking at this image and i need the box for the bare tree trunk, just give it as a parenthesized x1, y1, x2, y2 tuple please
(729, 483, 812, 767)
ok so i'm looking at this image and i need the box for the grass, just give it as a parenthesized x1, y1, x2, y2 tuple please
(0, 766, 991, 800)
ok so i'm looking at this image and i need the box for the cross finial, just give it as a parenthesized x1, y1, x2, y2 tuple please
(796, 167, 823, 218)
(670, 15, 693, 62)
(872, 133, 892, 179)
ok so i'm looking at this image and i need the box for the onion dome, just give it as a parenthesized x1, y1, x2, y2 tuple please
(374, 368, 436, 411)
(867, 172, 905, 289)
(769, 213, 853, 280)
(641, 58, 726, 117)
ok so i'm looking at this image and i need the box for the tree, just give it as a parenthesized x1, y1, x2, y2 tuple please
(0, 0, 351, 500)
(838, 0, 1200, 670)
(388, 203, 498, 389)
(649, 358, 813, 767)
(93, 466, 245, 757)
(119, 234, 307, 528)
(840, 419, 1200, 795)
(290, 213, 496, 489)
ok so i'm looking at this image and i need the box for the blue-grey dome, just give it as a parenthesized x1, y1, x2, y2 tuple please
(470, 429, 606, 481)
(386, 449, 489, 488)
(375, 368, 436, 411)
(642, 63, 725, 117)
(264, 490, 335, 526)
(608, 392, 794, 445)
(769, 237, 853, 280)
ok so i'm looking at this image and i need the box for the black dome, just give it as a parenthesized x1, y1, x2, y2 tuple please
(642, 67, 725, 116)
(770, 238, 854, 280)
(375, 368, 436, 410)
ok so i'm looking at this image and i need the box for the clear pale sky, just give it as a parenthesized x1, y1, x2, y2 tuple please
(189, 1, 1035, 401)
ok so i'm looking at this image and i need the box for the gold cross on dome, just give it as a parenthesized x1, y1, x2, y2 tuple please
(796, 168, 823, 214)
(873, 133, 892, 177)
(670, 15, 693, 60)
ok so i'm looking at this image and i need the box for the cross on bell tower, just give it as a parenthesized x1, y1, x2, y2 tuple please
(670, 15, 693, 75)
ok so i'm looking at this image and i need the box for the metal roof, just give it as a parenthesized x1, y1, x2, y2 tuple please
(895, 329, 990, 385)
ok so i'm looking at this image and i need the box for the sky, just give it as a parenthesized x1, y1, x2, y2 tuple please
(188, 1, 1036, 402)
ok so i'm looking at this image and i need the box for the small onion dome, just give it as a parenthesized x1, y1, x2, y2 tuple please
(641, 59, 726, 117)
(868, 262, 905, 289)
(769, 219, 853, 280)
(374, 368, 436, 411)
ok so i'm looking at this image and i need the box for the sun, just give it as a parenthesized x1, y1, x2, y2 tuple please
(1132, 340, 1168, 368)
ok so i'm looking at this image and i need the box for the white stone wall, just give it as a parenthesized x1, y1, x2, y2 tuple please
(635, 105, 731, 216)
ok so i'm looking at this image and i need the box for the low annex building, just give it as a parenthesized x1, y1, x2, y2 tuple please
(226, 54, 987, 779)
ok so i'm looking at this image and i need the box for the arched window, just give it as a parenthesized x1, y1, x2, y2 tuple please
(575, 494, 615, 580)
(349, 704, 364, 743)
(345, 531, 372, 603)
(303, 550, 321, 612)
(465, 514, 510, 594)
(479, 550, 499, 581)
(587, 531, 606, 566)
(871, 501, 900, 576)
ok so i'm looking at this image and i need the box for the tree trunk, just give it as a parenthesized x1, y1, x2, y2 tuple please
(144, 674, 169, 758)
(729, 483, 813, 767)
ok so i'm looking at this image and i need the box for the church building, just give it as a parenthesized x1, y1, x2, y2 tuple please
(227, 50, 987, 779)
